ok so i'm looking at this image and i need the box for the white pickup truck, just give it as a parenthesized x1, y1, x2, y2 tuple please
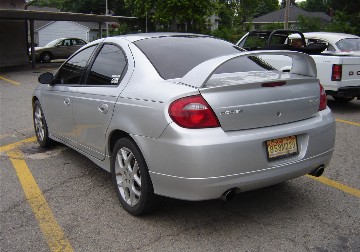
(237, 30, 360, 102)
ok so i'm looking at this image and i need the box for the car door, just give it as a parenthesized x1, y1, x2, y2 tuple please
(42, 45, 97, 146)
(55, 39, 73, 59)
(51, 39, 65, 59)
(72, 43, 128, 160)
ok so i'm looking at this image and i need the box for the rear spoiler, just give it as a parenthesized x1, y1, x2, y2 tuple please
(180, 50, 317, 88)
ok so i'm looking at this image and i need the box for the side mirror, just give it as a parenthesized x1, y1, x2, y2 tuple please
(38, 72, 54, 84)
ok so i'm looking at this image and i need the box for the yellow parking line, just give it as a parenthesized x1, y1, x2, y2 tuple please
(336, 119, 360, 127)
(7, 150, 74, 252)
(0, 136, 37, 153)
(0, 75, 21, 85)
(307, 175, 360, 198)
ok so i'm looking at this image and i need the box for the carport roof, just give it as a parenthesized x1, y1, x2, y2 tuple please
(0, 9, 137, 22)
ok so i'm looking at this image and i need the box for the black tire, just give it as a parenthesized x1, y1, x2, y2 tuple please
(332, 96, 354, 102)
(33, 100, 54, 147)
(40, 52, 52, 63)
(110, 138, 159, 216)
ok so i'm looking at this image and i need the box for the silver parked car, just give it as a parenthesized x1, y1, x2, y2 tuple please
(33, 33, 335, 215)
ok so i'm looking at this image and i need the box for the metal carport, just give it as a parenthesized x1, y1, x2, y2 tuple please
(0, 9, 136, 68)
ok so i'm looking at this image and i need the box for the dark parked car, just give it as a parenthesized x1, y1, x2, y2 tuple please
(30, 38, 87, 63)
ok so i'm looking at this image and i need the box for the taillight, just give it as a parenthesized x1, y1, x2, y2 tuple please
(319, 84, 327, 111)
(169, 95, 220, 129)
(331, 64, 342, 81)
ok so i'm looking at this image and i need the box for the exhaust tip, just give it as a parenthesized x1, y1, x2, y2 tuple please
(309, 165, 325, 177)
(220, 189, 236, 202)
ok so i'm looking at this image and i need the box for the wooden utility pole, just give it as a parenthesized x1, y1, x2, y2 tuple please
(284, 0, 290, 29)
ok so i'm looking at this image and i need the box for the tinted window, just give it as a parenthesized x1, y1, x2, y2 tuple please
(54, 45, 96, 84)
(135, 36, 273, 79)
(86, 44, 127, 85)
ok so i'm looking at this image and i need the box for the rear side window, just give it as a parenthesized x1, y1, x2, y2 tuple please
(135, 36, 273, 80)
(54, 45, 96, 84)
(86, 44, 127, 85)
(336, 38, 360, 52)
(72, 39, 86, 45)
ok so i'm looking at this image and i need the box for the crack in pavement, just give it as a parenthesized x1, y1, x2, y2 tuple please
(0, 124, 29, 138)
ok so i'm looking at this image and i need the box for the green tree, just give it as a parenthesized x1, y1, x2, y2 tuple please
(125, 0, 215, 33)
(215, 0, 235, 28)
(32, 0, 130, 15)
(155, 0, 215, 32)
(325, 11, 358, 34)
(331, 0, 360, 15)
(210, 0, 279, 42)
(280, 0, 297, 8)
(28, 0, 63, 9)
(124, 0, 154, 17)
(328, 0, 360, 35)
(254, 0, 279, 18)
(301, 0, 331, 13)
(230, 0, 260, 25)
(296, 15, 323, 32)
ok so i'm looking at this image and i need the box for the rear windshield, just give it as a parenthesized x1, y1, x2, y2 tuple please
(134, 36, 274, 79)
(336, 38, 360, 52)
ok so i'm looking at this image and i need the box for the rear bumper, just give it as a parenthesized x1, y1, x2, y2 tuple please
(149, 149, 333, 200)
(134, 108, 335, 201)
(327, 86, 360, 98)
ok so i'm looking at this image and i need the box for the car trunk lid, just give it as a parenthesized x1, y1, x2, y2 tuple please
(200, 71, 320, 131)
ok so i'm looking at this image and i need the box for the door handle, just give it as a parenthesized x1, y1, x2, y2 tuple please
(64, 98, 71, 106)
(98, 104, 109, 114)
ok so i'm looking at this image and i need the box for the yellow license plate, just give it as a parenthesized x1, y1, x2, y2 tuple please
(266, 136, 298, 160)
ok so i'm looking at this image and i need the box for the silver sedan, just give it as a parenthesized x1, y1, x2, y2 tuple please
(32, 33, 335, 215)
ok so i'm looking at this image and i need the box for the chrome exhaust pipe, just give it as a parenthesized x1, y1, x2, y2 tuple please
(220, 189, 236, 202)
(308, 165, 325, 177)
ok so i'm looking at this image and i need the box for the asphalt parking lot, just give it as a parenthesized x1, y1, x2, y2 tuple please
(1, 63, 359, 252)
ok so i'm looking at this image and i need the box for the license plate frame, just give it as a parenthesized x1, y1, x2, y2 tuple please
(266, 136, 298, 161)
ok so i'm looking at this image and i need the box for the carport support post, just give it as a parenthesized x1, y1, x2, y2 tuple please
(30, 19, 36, 68)
(99, 22, 102, 38)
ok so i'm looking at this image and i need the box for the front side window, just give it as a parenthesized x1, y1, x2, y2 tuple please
(59, 39, 72, 46)
(86, 44, 127, 85)
(54, 45, 96, 84)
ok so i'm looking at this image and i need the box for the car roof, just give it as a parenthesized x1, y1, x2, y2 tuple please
(103, 32, 210, 43)
(58, 38, 86, 40)
(302, 32, 359, 44)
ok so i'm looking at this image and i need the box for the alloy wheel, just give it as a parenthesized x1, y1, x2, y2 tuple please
(114, 147, 141, 206)
(34, 106, 45, 141)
